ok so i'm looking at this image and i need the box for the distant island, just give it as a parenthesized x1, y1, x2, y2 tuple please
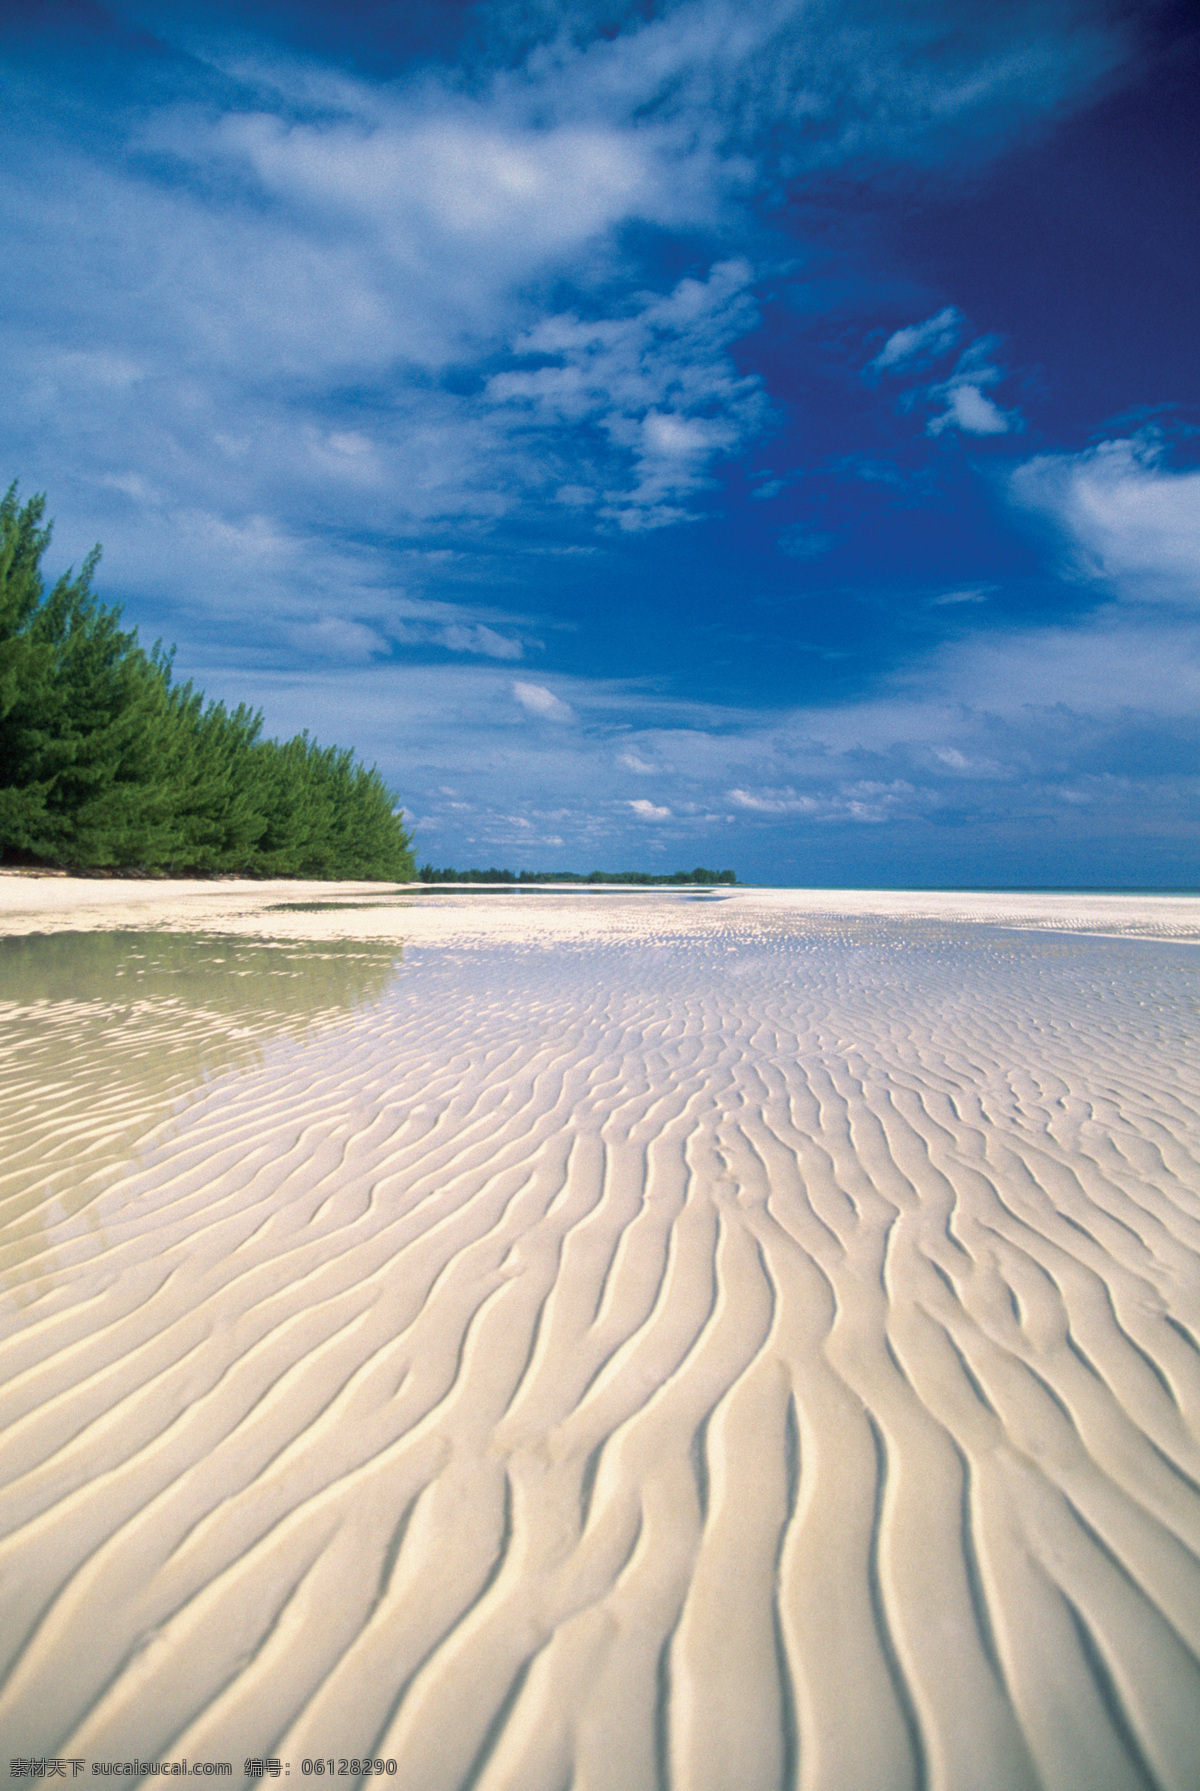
(418, 866, 737, 885)
(0, 483, 415, 879)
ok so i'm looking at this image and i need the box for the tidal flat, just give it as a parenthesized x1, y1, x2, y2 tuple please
(2, 884, 1200, 1791)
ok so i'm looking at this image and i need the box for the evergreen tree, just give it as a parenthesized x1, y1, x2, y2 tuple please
(0, 483, 416, 878)
(0, 484, 174, 862)
(159, 678, 273, 869)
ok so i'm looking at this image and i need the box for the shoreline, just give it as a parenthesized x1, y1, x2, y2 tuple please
(0, 873, 408, 922)
(3, 871, 1200, 941)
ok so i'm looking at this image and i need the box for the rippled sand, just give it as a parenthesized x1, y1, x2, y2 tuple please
(2, 889, 1200, 1791)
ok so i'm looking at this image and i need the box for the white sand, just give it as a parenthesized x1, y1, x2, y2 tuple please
(2, 886, 1199, 1789)
(0, 873, 403, 927)
(3, 871, 1200, 940)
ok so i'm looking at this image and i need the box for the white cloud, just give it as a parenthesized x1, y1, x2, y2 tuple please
(285, 615, 390, 660)
(486, 258, 765, 524)
(928, 382, 1011, 436)
(481, 0, 1130, 180)
(231, 112, 651, 248)
(927, 338, 1018, 435)
(185, 599, 1200, 878)
(870, 306, 962, 372)
(1010, 436, 1200, 605)
(0, 70, 768, 644)
(441, 623, 524, 659)
(727, 781, 915, 822)
(951, 617, 1200, 716)
(139, 94, 686, 372)
(728, 787, 819, 814)
(0, 0, 1168, 885)
(869, 317, 1019, 437)
(513, 680, 575, 720)
(0, 0, 1131, 641)
(931, 586, 990, 606)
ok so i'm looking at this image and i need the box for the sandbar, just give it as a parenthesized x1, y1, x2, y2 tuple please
(1, 884, 1199, 1789)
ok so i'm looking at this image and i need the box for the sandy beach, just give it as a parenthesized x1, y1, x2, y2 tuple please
(2, 880, 1199, 1790)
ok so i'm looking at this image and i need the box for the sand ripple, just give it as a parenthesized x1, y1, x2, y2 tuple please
(2, 908, 1199, 1790)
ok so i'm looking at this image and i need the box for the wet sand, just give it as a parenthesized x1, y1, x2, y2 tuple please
(2, 885, 1199, 1789)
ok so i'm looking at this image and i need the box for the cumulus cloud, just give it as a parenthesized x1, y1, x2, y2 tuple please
(285, 615, 390, 660)
(928, 382, 1011, 436)
(130, 76, 696, 380)
(0, 0, 1170, 884)
(192, 594, 1200, 879)
(867, 313, 1019, 437)
(728, 782, 915, 822)
(514, 680, 575, 720)
(926, 338, 1019, 435)
(870, 307, 962, 373)
(203, 108, 659, 270)
(486, 259, 766, 525)
(728, 787, 820, 814)
(1010, 436, 1200, 605)
(3, 0, 1123, 568)
(0, 44, 775, 666)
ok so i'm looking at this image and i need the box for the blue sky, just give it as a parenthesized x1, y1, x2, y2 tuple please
(2, 0, 1197, 884)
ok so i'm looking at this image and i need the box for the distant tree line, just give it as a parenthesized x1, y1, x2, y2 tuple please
(418, 865, 737, 885)
(0, 484, 415, 878)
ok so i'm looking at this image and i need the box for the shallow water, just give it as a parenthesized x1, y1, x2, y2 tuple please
(1, 913, 1199, 1791)
(0, 932, 401, 1281)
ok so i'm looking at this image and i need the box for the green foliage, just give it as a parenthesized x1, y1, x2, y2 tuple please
(418, 865, 737, 885)
(0, 483, 415, 879)
(418, 864, 519, 883)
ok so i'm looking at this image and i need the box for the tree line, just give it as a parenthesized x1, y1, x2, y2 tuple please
(417, 866, 737, 885)
(0, 484, 415, 878)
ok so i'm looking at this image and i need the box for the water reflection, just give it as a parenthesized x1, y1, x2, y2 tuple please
(0, 931, 402, 1291)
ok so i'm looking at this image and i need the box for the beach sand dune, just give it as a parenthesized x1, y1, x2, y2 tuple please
(1, 895, 1199, 1790)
